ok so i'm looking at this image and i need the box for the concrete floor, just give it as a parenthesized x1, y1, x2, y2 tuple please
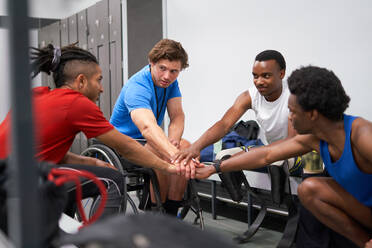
(57, 191, 284, 247)
(124, 192, 283, 248)
(182, 208, 282, 248)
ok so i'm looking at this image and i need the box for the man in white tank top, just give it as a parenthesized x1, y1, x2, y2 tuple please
(173, 50, 295, 162)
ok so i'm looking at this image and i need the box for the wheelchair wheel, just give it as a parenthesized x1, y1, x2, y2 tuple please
(79, 144, 139, 217)
(81, 144, 125, 174)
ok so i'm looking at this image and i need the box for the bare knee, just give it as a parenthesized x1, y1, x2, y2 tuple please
(298, 177, 323, 206)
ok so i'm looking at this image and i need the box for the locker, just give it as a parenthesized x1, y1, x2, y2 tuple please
(88, 0, 111, 120)
(97, 43, 111, 120)
(68, 14, 78, 44)
(109, 0, 123, 114)
(37, 0, 163, 154)
(38, 21, 61, 88)
(87, 4, 98, 56)
(49, 22, 61, 48)
(60, 18, 69, 46)
(38, 25, 49, 87)
(77, 9, 88, 50)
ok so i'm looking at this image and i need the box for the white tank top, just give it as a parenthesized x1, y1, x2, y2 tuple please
(248, 81, 290, 144)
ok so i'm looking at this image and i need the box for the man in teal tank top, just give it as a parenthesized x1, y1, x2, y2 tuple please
(195, 65, 372, 247)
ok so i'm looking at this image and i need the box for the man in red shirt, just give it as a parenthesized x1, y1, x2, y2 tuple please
(0, 44, 189, 218)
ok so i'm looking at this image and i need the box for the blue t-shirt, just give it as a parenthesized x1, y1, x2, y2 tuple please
(110, 65, 182, 138)
(320, 114, 372, 207)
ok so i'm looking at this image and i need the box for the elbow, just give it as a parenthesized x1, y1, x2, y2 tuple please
(258, 147, 275, 166)
(140, 124, 153, 140)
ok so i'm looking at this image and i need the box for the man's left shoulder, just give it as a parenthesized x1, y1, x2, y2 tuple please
(351, 117, 372, 137)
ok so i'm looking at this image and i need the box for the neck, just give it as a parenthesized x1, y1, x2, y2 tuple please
(313, 118, 344, 146)
(60, 83, 76, 91)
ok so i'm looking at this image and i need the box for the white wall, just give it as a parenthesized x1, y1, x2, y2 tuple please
(166, 0, 372, 142)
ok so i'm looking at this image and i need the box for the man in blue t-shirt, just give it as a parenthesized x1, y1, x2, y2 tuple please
(110, 39, 193, 216)
(195, 66, 372, 247)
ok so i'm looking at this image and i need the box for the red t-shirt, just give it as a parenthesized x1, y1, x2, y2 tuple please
(0, 87, 114, 163)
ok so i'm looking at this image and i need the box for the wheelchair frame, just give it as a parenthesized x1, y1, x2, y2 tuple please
(80, 142, 205, 229)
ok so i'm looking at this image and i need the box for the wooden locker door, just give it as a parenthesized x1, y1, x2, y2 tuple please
(109, 0, 123, 115)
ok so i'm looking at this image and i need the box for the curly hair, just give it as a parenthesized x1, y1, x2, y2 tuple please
(148, 39, 189, 70)
(255, 50, 286, 70)
(30, 44, 98, 88)
(288, 66, 350, 121)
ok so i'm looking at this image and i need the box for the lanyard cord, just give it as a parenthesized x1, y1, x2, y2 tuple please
(154, 84, 167, 121)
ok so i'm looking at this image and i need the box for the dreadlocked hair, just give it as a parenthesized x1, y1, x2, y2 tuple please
(30, 43, 98, 88)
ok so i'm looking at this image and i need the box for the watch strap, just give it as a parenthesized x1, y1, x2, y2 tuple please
(212, 159, 222, 174)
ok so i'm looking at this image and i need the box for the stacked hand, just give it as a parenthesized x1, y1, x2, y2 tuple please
(195, 164, 216, 179)
(171, 145, 222, 179)
(172, 145, 201, 166)
(169, 157, 205, 179)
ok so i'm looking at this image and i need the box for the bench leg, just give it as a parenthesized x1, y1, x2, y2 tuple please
(211, 180, 217, 219)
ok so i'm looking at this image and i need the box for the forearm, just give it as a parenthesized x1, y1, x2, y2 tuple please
(112, 134, 171, 172)
(60, 151, 98, 166)
(168, 115, 184, 143)
(142, 124, 179, 161)
(219, 146, 271, 172)
(193, 121, 230, 151)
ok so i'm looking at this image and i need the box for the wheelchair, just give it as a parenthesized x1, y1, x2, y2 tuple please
(80, 140, 205, 229)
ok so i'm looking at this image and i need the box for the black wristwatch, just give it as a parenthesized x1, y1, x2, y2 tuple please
(212, 159, 222, 174)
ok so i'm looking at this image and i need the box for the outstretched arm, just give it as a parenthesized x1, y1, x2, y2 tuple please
(174, 91, 252, 163)
(196, 134, 316, 179)
(96, 128, 179, 175)
(60, 151, 117, 170)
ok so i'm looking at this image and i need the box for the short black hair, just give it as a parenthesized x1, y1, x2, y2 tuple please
(288, 65, 350, 121)
(255, 50, 286, 70)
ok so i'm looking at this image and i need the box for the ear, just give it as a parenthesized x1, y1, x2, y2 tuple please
(309, 109, 319, 121)
(279, 69, 286, 79)
(76, 74, 87, 89)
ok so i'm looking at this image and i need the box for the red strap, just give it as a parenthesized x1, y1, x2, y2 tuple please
(48, 168, 108, 229)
